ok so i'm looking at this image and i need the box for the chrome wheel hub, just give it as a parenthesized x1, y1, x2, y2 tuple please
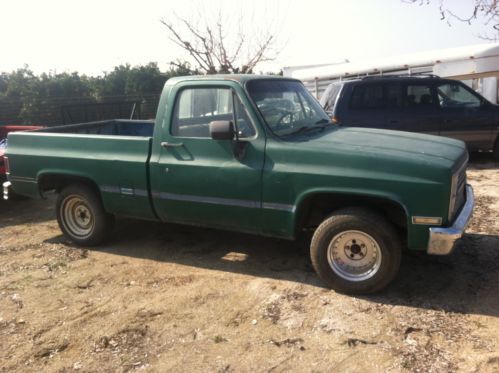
(62, 195, 94, 238)
(327, 230, 382, 282)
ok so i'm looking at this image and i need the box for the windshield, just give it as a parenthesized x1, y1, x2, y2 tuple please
(247, 80, 331, 136)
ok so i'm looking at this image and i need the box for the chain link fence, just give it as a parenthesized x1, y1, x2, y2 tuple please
(0, 93, 161, 126)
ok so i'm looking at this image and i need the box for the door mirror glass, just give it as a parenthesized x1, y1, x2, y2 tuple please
(210, 120, 235, 140)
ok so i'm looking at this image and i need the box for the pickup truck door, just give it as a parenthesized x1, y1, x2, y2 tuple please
(150, 83, 266, 233)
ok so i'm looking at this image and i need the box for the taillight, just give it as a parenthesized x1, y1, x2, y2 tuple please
(4, 156, 9, 174)
(332, 116, 339, 124)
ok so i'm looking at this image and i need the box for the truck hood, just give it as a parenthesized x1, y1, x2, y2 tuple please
(299, 126, 466, 166)
(275, 126, 468, 190)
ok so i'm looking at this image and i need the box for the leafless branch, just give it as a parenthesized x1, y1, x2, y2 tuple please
(160, 8, 280, 74)
(403, 0, 499, 40)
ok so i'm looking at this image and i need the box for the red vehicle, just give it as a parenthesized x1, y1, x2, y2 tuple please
(1, 126, 44, 180)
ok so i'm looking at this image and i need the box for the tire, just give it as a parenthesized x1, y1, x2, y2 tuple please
(310, 207, 401, 294)
(56, 184, 114, 246)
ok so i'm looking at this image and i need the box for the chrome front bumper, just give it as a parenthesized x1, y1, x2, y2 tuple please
(3, 181, 11, 200)
(427, 185, 474, 255)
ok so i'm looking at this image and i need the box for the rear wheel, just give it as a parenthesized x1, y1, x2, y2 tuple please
(56, 184, 114, 246)
(310, 208, 401, 294)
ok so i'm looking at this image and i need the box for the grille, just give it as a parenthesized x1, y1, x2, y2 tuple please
(452, 168, 467, 219)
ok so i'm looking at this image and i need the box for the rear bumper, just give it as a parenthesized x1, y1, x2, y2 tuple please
(3, 181, 11, 200)
(427, 185, 474, 255)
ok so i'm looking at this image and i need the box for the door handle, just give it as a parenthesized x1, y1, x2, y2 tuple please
(161, 142, 184, 148)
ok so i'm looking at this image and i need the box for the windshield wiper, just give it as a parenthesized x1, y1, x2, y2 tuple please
(286, 124, 326, 136)
(283, 118, 333, 137)
(314, 118, 331, 125)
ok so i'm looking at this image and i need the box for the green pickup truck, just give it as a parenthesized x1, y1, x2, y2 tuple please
(3, 75, 474, 294)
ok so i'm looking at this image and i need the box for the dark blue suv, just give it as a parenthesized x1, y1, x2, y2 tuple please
(320, 75, 499, 159)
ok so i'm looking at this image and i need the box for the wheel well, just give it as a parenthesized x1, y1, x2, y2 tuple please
(295, 193, 408, 237)
(38, 174, 100, 196)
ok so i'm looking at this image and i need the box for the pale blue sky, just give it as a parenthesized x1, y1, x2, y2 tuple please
(0, 0, 494, 75)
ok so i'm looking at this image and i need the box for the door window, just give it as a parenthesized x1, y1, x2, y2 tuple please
(405, 85, 434, 108)
(385, 84, 403, 108)
(172, 87, 255, 138)
(437, 82, 481, 108)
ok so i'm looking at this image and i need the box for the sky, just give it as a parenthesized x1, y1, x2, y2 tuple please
(1, 0, 496, 76)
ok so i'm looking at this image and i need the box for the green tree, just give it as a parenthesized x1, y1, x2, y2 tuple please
(0, 62, 195, 125)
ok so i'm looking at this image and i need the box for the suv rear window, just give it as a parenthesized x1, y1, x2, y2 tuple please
(320, 84, 342, 111)
(350, 84, 384, 109)
(349, 82, 437, 110)
(348, 83, 404, 110)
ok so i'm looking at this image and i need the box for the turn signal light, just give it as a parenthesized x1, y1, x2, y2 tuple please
(412, 216, 442, 225)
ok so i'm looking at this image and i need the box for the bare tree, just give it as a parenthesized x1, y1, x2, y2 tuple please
(404, 0, 499, 39)
(161, 11, 279, 74)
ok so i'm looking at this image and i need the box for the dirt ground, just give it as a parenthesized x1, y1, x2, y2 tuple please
(1, 155, 498, 373)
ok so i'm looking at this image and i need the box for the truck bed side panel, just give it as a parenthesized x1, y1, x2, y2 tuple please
(7, 132, 157, 220)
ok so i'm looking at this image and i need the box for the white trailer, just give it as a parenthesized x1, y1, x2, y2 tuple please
(283, 43, 499, 103)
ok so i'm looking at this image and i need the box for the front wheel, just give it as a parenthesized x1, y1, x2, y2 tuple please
(310, 208, 401, 294)
(56, 184, 114, 246)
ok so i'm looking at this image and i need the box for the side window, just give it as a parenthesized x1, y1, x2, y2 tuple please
(172, 87, 255, 138)
(320, 84, 342, 111)
(405, 85, 434, 108)
(385, 84, 403, 108)
(233, 94, 256, 138)
(437, 82, 481, 108)
(350, 84, 384, 109)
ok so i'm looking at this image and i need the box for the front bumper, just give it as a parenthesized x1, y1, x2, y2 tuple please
(427, 185, 474, 255)
(3, 181, 11, 200)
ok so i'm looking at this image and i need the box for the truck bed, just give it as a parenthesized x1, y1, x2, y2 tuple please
(41, 119, 154, 137)
(6, 119, 157, 220)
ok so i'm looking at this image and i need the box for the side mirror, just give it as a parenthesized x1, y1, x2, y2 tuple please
(210, 121, 235, 140)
